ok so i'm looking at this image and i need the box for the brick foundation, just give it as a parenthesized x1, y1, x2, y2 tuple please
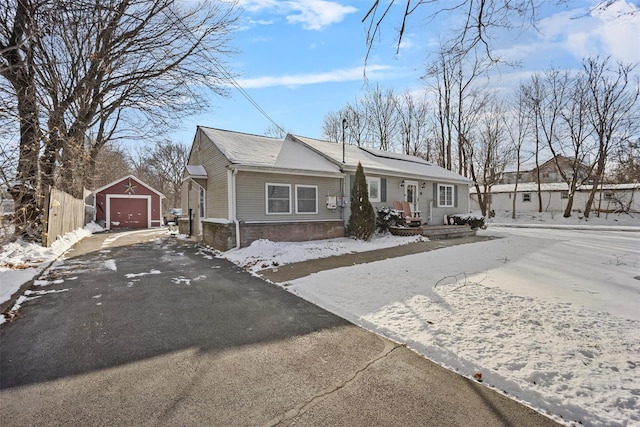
(201, 221, 237, 251)
(240, 221, 345, 249)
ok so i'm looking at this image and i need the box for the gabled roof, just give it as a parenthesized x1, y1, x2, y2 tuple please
(198, 127, 342, 175)
(91, 174, 165, 198)
(289, 135, 472, 184)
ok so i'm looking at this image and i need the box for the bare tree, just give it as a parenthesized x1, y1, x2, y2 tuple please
(1, 0, 238, 241)
(506, 84, 534, 219)
(522, 72, 563, 212)
(582, 56, 639, 218)
(396, 89, 430, 157)
(551, 72, 597, 217)
(365, 84, 397, 151)
(468, 94, 512, 216)
(427, 47, 454, 170)
(610, 138, 640, 183)
(359, 1, 638, 69)
(91, 142, 132, 190)
(344, 98, 369, 147)
(130, 140, 189, 208)
(321, 110, 343, 143)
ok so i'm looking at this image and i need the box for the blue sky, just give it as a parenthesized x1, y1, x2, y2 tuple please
(168, 0, 640, 145)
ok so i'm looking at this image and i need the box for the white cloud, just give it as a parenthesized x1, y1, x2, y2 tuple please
(537, 0, 640, 65)
(285, 0, 357, 30)
(590, 0, 640, 64)
(235, 64, 391, 88)
(239, 0, 357, 30)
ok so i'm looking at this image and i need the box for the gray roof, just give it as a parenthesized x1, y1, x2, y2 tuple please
(196, 127, 472, 184)
(289, 135, 473, 184)
(199, 127, 342, 175)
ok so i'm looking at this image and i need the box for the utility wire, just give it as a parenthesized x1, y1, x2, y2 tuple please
(163, 5, 287, 136)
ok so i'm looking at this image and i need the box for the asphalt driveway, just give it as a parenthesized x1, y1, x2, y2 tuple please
(0, 231, 560, 426)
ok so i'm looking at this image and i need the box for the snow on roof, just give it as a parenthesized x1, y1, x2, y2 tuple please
(199, 127, 341, 175)
(472, 182, 640, 194)
(290, 135, 472, 184)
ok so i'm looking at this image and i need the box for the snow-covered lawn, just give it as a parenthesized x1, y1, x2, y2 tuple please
(284, 227, 640, 427)
(2, 212, 639, 426)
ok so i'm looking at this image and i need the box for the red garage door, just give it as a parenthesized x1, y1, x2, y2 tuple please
(109, 198, 148, 229)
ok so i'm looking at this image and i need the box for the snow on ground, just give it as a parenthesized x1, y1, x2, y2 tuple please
(224, 234, 424, 273)
(0, 226, 93, 314)
(2, 212, 639, 426)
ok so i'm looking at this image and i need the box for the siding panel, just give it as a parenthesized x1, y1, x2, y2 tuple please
(236, 172, 343, 222)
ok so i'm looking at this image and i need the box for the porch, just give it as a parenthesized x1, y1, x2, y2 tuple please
(389, 224, 477, 240)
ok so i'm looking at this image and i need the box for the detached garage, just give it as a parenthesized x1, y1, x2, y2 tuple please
(92, 175, 165, 230)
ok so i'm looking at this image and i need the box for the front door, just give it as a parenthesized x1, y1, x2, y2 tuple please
(405, 181, 419, 214)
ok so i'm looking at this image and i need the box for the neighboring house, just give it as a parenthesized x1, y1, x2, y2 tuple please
(470, 182, 640, 214)
(500, 156, 593, 185)
(91, 175, 165, 230)
(182, 127, 473, 250)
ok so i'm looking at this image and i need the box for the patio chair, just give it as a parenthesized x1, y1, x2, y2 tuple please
(393, 200, 421, 227)
(401, 201, 423, 226)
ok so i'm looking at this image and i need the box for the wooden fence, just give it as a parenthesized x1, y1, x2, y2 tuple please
(43, 187, 86, 247)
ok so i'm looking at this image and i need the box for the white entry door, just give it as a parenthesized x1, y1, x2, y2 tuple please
(405, 181, 419, 214)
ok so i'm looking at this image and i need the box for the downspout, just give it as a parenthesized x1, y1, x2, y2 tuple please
(230, 167, 241, 250)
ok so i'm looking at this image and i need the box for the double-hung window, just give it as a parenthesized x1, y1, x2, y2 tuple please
(295, 185, 318, 214)
(438, 184, 454, 207)
(266, 183, 291, 214)
(366, 177, 381, 202)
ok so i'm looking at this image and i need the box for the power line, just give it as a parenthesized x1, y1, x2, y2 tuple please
(163, 5, 287, 136)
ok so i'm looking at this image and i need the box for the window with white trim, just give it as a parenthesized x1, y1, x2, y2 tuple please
(366, 177, 381, 202)
(266, 183, 291, 214)
(438, 184, 454, 207)
(295, 185, 318, 214)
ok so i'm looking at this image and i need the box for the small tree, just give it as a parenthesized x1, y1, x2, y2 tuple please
(348, 162, 375, 240)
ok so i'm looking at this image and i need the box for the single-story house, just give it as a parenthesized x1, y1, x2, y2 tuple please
(182, 127, 473, 250)
(91, 175, 165, 230)
(471, 182, 640, 215)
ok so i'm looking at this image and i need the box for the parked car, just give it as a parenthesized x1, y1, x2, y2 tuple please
(163, 208, 182, 225)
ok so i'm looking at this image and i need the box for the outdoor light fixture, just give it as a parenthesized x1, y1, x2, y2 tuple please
(421, 182, 426, 189)
(399, 180, 405, 188)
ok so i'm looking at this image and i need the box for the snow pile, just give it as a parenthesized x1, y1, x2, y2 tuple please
(0, 225, 95, 310)
(222, 234, 425, 273)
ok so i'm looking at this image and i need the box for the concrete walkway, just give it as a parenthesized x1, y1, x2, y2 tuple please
(259, 235, 494, 283)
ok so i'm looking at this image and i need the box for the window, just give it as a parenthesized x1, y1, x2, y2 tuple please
(199, 187, 205, 217)
(561, 191, 569, 199)
(522, 193, 531, 202)
(366, 177, 381, 202)
(296, 185, 318, 214)
(438, 184, 454, 207)
(266, 183, 291, 214)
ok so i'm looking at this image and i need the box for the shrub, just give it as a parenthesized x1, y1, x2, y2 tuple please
(347, 162, 376, 240)
(376, 207, 402, 233)
(448, 213, 486, 229)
